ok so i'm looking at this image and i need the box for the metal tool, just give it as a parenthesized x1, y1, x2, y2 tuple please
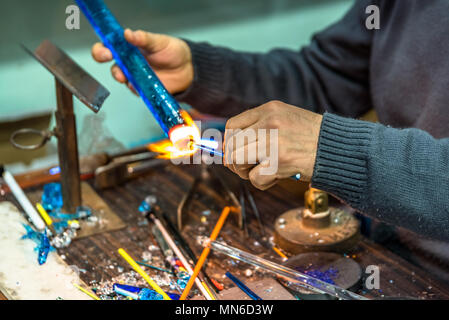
(94, 152, 165, 189)
(177, 177, 201, 231)
(11, 40, 109, 213)
(274, 188, 360, 254)
(207, 167, 242, 228)
(241, 183, 266, 238)
(176, 166, 243, 231)
(239, 183, 249, 237)
(0, 146, 164, 194)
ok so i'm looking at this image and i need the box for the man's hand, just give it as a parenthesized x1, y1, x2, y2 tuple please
(224, 101, 323, 190)
(92, 29, 194, 94)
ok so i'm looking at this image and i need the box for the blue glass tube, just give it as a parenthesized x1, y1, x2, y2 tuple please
(76, 0, 196, 148)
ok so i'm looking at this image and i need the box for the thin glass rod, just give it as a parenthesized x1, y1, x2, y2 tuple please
(205, 240, 368, 300)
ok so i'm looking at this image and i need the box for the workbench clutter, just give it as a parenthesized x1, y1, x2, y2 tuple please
(4, 0, 449, 307)
(0, 159, 363, 301)
(2, 148, 449, 301)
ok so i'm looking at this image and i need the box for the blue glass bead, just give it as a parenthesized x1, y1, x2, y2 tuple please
(75, 206, 92, 218)
(177, 279, 188, 290)
(138, 288, 164, 300)
(138, 200, 151, 214)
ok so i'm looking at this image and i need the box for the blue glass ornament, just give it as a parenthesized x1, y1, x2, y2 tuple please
(41, 183, 63, 212)
(21, 224, 54, 265)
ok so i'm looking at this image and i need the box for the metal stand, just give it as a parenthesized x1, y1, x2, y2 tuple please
(10, 40, 125, 237)
(55, 80, 82, 212)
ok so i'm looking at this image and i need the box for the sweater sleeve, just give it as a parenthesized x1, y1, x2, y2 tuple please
(312, 113, 449, 241)
(176, 0, 375, 118)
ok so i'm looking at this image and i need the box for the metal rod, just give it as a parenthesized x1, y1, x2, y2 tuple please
(239, 183, 249, 237)
(55, 79, 81, 213)
(136, 261, 174, 275)
(243, 183, 266, 237)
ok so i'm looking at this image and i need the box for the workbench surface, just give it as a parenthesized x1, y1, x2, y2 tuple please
(3, 163, 449, 300)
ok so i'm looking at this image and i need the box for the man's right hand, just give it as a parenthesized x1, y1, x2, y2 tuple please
(92, 29, 194, 95)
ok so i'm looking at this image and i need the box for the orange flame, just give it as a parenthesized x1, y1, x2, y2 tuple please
(147, 139, 196, 159)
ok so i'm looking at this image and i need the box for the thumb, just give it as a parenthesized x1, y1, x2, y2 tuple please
(124, 28, 169, 53)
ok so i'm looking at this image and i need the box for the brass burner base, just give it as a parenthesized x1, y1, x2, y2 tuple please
(274, 207, 360, 254)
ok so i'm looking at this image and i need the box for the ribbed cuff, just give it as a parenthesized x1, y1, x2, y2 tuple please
(175, 41, 225, 107)
(311, 113, 377, 206)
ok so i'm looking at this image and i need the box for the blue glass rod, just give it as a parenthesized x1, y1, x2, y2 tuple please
(75, 0, 187, 136)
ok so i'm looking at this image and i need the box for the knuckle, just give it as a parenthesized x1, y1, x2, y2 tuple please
(267, 100, 281, 111)
(267, 114, 283, 128)
(259, 100, 282, 115)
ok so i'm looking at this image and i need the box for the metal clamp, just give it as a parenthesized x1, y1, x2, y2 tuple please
(10, 128, 54, 150)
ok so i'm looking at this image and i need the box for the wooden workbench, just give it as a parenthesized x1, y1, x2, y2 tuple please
(3, 163, 449, 300)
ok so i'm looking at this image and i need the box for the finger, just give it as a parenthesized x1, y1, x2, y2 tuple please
(231, 164, 254, 180)
(225, 108, 261, 131)
(225, 140, 259, 179)
(231, 142, 259, 167)
(92, 42, 113, 62)
(224, 123, 260, 170)
(127, 82, 139, 96)
(110, 64, 127, 83)
(224, 108, 262, 164)
(248, 160, 278, 190)
(124, 28, 169, 53)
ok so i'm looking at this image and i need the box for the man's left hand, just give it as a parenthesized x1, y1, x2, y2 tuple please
(224, 101, 323, 190)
